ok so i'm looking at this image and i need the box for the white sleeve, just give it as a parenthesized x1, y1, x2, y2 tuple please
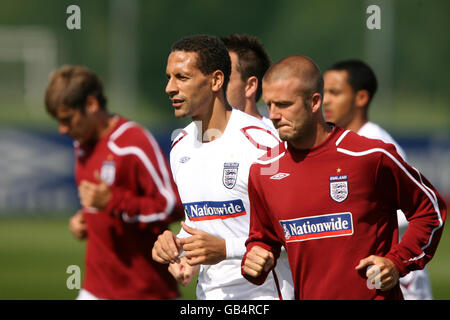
(225, 237, 247, 259)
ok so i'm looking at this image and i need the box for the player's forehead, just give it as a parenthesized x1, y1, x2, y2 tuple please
(55, 105, 79, 120)
(324, 70, 349, 87)
(263, 77, 302, 99)
(166, 50, 200, 74)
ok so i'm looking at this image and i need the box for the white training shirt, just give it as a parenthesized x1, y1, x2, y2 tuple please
(262, 116, 276, 132)
(358, 122, 407, 161)
(357, 121, 433, 300)
(170, 109, 294, 300)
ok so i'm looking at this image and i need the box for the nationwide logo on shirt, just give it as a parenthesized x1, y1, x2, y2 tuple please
(184, 199, 246, 221)
(280, 212, 353, 243)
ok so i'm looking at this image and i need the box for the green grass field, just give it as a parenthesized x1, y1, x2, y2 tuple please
(0, 218, 448, 300)
(0, 218, 197, 300)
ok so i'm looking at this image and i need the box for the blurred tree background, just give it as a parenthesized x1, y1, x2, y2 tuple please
(1, 0, 448, 134)
(0, 0, 449, 300)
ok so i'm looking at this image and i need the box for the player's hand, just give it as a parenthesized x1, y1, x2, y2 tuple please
(152, 230, 183, 264)
(179, 222, 226, 266)
(69, 209, 87, 240)
(168, 256, 200, 286)
(242, 245, 274, 278)
(355, 255, 400, 291)
(78, 171, 111, 209)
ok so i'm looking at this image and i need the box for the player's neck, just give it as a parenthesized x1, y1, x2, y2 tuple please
(289, 119, 333, 151)
(97, 113, 118, 140)
(243, 101, 262, 120)
(194, 96, 232, 143)
(345, 115, 368, 133)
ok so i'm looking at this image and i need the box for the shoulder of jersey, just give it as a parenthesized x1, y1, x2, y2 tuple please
(171, 121, 196, 151)
(359, 122, 393, 142)
(358, 122, 407, 160)
(336, 128, 398, 154)
(108, 118, 149, 146)
(234, 110, 281, 152)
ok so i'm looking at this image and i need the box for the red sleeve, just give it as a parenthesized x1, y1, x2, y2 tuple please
(242, 165, 283, 285)
(376, 145, 446, 276)
(106, 128, 184, 225)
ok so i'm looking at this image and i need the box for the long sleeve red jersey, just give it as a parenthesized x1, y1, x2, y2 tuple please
(75, 116, 184, 299)
(243, 126, 446, 299)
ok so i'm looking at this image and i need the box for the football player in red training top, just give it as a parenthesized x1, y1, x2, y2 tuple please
(45, 65, 184, 299)
(241, 55, 446, 299)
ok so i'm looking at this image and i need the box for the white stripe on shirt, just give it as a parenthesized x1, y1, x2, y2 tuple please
(108, 122, 176, 223)
(336, 146, 443, 261)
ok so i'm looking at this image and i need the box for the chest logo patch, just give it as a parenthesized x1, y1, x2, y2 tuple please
(223, 162, 239, 189)
(184, 200, 246, 221)
(270, 172, 290, 180)
(329, 174, 348, 203)
(100, 160, 116, 186)
(179, 156, 191, 163)
(280, 212, 353, 243)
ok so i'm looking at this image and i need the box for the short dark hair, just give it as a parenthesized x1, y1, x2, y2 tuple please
(221, 33, 270, 102)
(327, 60, 378, 104)
(171, 34, 231, 93)
(45, 65, 107, 117)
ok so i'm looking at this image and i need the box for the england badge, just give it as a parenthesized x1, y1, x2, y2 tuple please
(100, 160, 116, 186)
(223, 162, 239, 189)
(329, 174, 348, 203)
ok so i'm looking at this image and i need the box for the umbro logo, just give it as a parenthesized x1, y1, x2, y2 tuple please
(179, 156, 190, 163)
(270, 172, 290, 180)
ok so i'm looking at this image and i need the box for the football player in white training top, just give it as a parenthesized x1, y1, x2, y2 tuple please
(152, 34, 294, 300)
(221, 33, 274, 130)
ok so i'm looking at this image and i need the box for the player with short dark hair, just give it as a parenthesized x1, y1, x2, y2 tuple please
(323, 59, 434, 299)
(221, 33, 270, 108)
(45, 65, 184, 300)
(323, 59, 377, 133)
(171, 34, 231, 94)
(242, 55, 446, 299)
(152, 34, 294, 300)
(221, 33, 274, 130)
(327, 60, 377, 101)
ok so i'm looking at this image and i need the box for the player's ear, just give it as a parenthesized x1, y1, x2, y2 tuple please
(211, 70, 225, 93)
(310, 93, 322, 114)
(355, 90, 370, 109)
(245, 76, 258, 99)
(85, 95, 100, 114)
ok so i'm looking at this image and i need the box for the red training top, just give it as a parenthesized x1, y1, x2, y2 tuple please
(75, 116, 184, 299)
(243, 126, 446, 300)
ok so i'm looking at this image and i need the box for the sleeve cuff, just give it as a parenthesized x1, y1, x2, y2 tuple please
(385, 252, 409, 277)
